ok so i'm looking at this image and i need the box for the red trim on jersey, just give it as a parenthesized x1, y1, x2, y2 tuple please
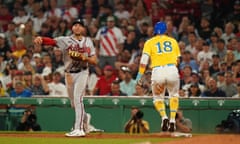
(42, 37, 57, 46)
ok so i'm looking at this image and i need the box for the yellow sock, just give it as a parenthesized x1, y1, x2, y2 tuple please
(154, 100, 167, 118)
(169, 97, 179, 122)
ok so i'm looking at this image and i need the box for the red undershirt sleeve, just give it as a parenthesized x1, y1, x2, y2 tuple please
(42, 37, 57, 46)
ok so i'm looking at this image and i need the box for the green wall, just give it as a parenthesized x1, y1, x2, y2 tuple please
(0, 97, 239, 133)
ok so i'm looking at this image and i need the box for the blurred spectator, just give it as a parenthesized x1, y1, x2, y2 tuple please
(24, 0, 35, 16)
(236, 23, 240, 38)
(197, 17, 212, 41)
(62, 0, 78, 23)
(47, 71, 67, 97)
(19, 20, 36, 48)
(17, 54, 35, 74)
(41, 54, 53, 77)
(119, 66, 136, 96)
(12, 8, 30, 27)
(232, 83, 240, 98)
(37, 23, 52, 37)
(216, 72, 226, 88)
(233, 38, 240, 60)
(32, 53, 44, 74)
(23, 71, 33, 90)
(200, 69, 211, 85)
(10, 81, 32, 97)
(213, 27, 223, 39)
(202, 77, 226, 97)
(132, 84, 146, 96)
(180, 65, 193, 88)
(209, 32, 219, 52)
(215, 39, 227, 61)
(166, 20, 178, 40)
(95, 15, 125, 69)
(179, 50, 199, 72)
(219, 71, 238, 97)
(108, 79, 127, 96)
(221, 22, 236, 45)
(175, 110, 192, 133)
(52, 19, 72, 37)
(0, 80, 9, 97)
(178, 16, 191, 44)
(185, 32, 198, 57)
(124, 107, 149, 134)
(233, 60, 240, 83)
(11, 37, 27, 60)
(97, 5, 116, 28)
(51, 47, 64, 72)
(197, 42, 213, 67)
(30, 74, 49, 95)
(31, 8, 47, 33)
(209, 54, 220, 77)
(0, 33, 9, 60)
(131, 0, 151, 30)
(219, 61, 228, 74)
(187, 83, 202, 97)
(199, 60, 210, 74)
(182, 72, 205, 94)
(93, 65, 117, 95)
(0, 53, 7, 73)
(80, 0, 97, 20)
(224, 50, 236, 70)
(4, 22, 18, 48)
(46, 0, 62, 26)
(16, 109, 41, 131)
(0, 5, 13, 32)
(149, 1, 165, 25)
(114, 1, 130, 21)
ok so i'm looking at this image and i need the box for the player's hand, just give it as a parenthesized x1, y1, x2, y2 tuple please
(137, 79, 143, 87)
(34, 36, 43, 45)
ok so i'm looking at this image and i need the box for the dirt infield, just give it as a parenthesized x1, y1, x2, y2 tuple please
(0, 133, 239, 144)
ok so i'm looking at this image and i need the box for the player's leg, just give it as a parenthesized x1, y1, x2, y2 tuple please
(151, 67, 169, 132)
(65, 71, 88, 137)
(65, 73, 74, 107)
(73, 71, 88, 131)
(152, 82, 169, 132)
(166, 66, 180, 132)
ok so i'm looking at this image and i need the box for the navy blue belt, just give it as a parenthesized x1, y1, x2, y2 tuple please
(153, 64, 175, 68)
(65, 66, 87, 73)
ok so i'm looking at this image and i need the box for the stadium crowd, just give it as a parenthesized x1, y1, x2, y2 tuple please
(0, 0, 240, 98)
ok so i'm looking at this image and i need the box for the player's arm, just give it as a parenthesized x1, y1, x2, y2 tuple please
(136, 53, 149, 80)
(34, 36, 57, 46)
(85, 55, 98, 65)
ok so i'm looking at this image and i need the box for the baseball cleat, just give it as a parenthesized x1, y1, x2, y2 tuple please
(161, 119, 169, 132)
(168, 122, 176, 132)
(65, 129, 86, 137)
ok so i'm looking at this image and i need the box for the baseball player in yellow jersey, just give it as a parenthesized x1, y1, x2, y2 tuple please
(136, 21, 181, 132)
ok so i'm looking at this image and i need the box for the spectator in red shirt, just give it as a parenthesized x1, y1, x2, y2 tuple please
(93, 65, 117, 95)
(0, 5, 13, 32)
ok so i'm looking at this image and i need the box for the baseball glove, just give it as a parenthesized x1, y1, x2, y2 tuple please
(153, 83, 164, 95)
(68, 50, 87, 61)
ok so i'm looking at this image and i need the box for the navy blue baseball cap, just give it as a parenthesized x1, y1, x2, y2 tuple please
(72, 19, 84, 27)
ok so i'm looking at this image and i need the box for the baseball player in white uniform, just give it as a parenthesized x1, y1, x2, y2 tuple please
(34, 19, 97, 137)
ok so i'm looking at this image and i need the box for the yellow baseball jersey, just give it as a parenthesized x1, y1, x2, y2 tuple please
(142, 35, 180, 68)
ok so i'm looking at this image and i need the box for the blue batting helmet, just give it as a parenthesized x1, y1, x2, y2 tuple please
(154, 21, 167, 35)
